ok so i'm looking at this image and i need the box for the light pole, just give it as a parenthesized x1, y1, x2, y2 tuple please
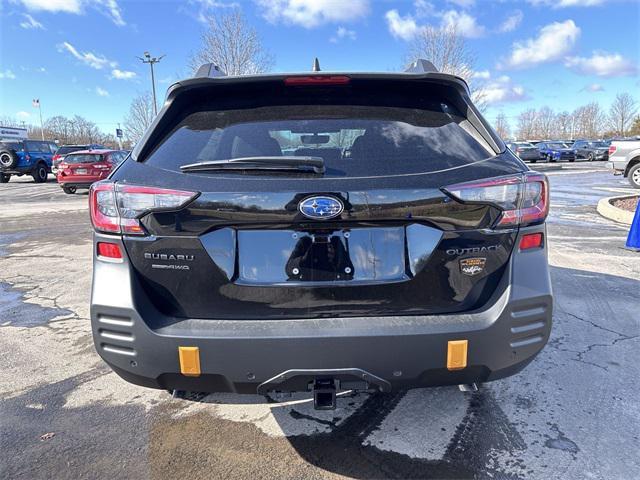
(32, 98, 44, 140)
(137, 51, 165, 116)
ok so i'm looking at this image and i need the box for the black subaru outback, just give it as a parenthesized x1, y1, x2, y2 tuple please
(90, 60, 552, 409)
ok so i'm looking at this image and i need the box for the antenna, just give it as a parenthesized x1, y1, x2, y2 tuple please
(195, 63, 227, 78)
(405, 59, 438, 74)
(312, 58, 321, 72)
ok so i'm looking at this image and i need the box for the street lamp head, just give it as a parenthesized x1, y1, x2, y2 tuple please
(144, 51, 150, 58)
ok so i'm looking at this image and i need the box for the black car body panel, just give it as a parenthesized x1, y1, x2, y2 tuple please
(90, 67, 552, 398)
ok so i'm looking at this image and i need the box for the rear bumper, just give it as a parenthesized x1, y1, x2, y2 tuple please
(58, 181, 94, 189)
(90, 225, 553, 394)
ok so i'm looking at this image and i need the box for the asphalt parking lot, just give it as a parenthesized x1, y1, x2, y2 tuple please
(1, 163, 639, 479)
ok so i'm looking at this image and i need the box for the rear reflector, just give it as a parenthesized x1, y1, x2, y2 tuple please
(519, 232, 544, 250)
(178, 346, 201, 377)
(284, 75, 350, 86)
(443, 172, 549, 228)
(447, 340, 468, 371)
(89, 181, 198, 235)
(97, 242, 122, 259)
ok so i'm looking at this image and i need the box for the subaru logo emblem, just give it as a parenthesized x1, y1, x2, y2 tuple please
(299, 196, 344, 220)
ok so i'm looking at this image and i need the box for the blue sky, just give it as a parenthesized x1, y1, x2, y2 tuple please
(1, 0, 638, 135)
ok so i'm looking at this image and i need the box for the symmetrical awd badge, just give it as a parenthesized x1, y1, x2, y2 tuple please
(299, 196, 344, 220)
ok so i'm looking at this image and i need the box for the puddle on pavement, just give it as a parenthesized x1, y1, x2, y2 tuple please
(0, 282, 73, 327)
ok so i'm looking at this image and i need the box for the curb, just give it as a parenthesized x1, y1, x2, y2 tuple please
(597, 195, 638, 225)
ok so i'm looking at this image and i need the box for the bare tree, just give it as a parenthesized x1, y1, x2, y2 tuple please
(123, 92, 155, 145)
(535, 107, 557, 139)
(573, 102, 604, 139)
(493, 113, 510, 139)
(406, 25, 486, 110)
(608, 93, 638, 137)
(555, 111, 572, 139)
(189, 11, 274, 75)
(516, 109, 537, 140)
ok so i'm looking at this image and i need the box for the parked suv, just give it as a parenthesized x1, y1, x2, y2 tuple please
(57, 149, 128, 194)
(52, 144, 105, 173)
(89, 61, 552, 409)
(572, 140, 609, 161)
(0, 139, 58, 183)
(536, 141, 576, 162)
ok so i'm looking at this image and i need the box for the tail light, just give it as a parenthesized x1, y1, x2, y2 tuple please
(608, 145, 617, 156)
(93, 162, 111, 170)
(443, 172, 549, 228)
(89, 182, 198, 235)
(284, 76, 350, 86)
(516, 148, 524, 152)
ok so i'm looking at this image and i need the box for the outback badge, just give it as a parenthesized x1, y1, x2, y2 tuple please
(460, 257, 486, 276)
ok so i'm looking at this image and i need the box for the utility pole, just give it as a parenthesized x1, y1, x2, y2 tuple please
(137, 51, 165, 116)
(32, 98, 44, 140)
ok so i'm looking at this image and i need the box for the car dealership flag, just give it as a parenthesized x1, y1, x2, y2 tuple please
(32, 99, 40, 108)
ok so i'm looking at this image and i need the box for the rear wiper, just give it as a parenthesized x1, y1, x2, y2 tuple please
(180, 156, 325, 174)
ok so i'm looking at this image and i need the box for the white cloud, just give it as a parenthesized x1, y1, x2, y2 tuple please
(583, 83, 604, 92)
(18, 0, 125, 26)
(386, 6, 484, 40)
(565, 51, 638, 77)
(19, 0, 82, 13)
(330, 26, 357, 43)
(385, 10, 420, 41)
(96, 87, 109, 97)
(58, 41, 117, 70)
(503, 19, 580, 68)
(499, 10, 523, 33)
(16, 111, 31, 120)
(440, 10, 485, 38)
(483, 75, 527, 105)
(256, 0, 369, 28)
(447, 0, 475, 6)
(0, 70, 17, 79)
(471, 70, 491, 79)
(19, 13, 44, 29)
(110, 68, 137, 80)
(527, 0, 605, 8)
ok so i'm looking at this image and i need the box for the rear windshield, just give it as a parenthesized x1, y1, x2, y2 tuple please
(65, 154, 103, 164)
(57, 146, 87, 155)
(548, 143, 567, 149)
(516, 142, 534, 148)
(143, 85, 492, 178)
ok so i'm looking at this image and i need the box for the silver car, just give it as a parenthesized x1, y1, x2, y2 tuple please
(507, 142, 542, 163)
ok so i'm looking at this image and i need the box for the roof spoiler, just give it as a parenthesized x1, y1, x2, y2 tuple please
(195, 63, 227, 78)
(404, 59, 438, 74)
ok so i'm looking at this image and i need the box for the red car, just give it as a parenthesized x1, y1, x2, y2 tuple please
(56, 149, 128, 194)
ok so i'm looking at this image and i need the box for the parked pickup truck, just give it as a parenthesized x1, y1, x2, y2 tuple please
(607, 138, 640, 189)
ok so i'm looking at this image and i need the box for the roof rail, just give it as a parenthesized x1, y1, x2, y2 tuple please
(195, 63, 227, 78)
(405, 59, 438, 74)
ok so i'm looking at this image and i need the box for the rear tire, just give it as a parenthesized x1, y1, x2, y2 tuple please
(0, 173, 10, 183)
(628, 163, 640, 189)
(62, 186, 76, 194)
(32, 162, 48, 183)
(0, 150, 18, 169)
(530, 159, 537, 163)
(569, 158, 575, 162)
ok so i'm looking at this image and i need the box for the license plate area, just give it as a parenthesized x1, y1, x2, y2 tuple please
(75, 168, 88, 175)
(237, 227, 406, 285)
